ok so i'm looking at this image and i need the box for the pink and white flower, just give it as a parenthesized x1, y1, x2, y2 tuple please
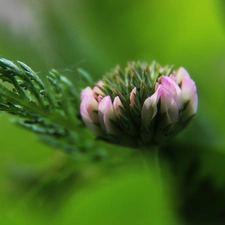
(80, 81, 122, 137)
(80, 63, 198, 146)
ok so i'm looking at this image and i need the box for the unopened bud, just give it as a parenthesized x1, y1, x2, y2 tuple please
(80, 62, 198, 147)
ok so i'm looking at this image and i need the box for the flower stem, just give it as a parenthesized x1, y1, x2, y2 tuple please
(140, 145, 162, 191)
(154, 146, 162, 191)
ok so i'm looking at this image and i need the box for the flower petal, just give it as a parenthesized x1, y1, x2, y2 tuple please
(181, 76, 198, 117)
(129, 87, 136, 106)
(80, 87, 93, 100)
(160, 76, 183, 109)
(113, 96, 123, 118)
(169, 74, 176, 82)
(80, 96, 102, 135)
(98, 96, 119, 135)
(176, 67, 190, 84)
(141, 89, 159, 130)
(80, 96, 98, 122)
(97, 95, 104, 103)
(158, 86, 179, 125)
(93, 80, 105, 98)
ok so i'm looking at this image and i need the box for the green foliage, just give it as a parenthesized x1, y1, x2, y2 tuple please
(0, 58, 94, 152)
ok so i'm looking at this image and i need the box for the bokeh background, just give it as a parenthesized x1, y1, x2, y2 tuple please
(0, 0, 225, 224)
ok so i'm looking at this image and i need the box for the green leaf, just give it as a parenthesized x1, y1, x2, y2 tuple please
(0, 58, 98, 154)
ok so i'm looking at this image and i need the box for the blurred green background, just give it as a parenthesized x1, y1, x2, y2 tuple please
(0, 0, 225, 224)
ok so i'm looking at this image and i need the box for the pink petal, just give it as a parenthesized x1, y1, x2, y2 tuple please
(80, 96, 98, 122)
(169, 74, 176, 82)
(98, 96, 119, 135)
(98, 97, 108, 132)
(181, 76, 198, 116)
(80, 87, 93, 100)
(97, 95, 104, 103)
(93, 80, 105, 98)
(80, 96, 102, 135)
(176, 67, 190, 84)
(160, 76, 183, 109)
(141, 89, 159, 130)
(113, 96, 123, 118)
(158, 86, 179, 125)
(130, 87, 136, 106)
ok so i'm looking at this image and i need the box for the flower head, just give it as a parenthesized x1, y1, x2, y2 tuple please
(80, 61, 198, 147)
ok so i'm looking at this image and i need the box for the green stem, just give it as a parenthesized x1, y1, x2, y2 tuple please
(154, 147, 162, 190)
(140, 145, 162, 190)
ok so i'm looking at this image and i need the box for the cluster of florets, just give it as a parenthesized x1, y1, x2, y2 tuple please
(80, 62, 198, 147)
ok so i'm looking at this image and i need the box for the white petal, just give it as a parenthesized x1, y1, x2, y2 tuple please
(98, 96, 119, 135)
(181, 76, 198, 116)
(80, 96, 102, 135)
(80, 96, 97, 120)
(113, 96, 123, 118)
(176, 67, 190, 84)
(141, 89, 159, 130)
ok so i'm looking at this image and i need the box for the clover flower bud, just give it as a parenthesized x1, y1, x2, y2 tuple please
(130, 87, 137, 107)
(80, 61, 198, 147)
(113, 96, 123, 118)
